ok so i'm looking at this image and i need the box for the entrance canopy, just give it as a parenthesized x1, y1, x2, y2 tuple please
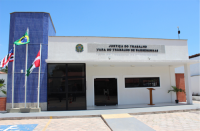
(46, 59, 199, 67)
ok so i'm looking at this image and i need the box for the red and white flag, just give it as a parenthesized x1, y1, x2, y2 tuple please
(0, 49, 14, 68)
(26, 50, 40, 76)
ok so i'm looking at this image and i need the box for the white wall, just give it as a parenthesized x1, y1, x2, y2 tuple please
(175, 56, 200, 76)
(86, 66, 176, 106)
(0, 73, 7, 97)
(190, 56, 200, 76)
(191, 76, 200, 94)
(48, 37, 189, 61)
(175, 66, 184, 74)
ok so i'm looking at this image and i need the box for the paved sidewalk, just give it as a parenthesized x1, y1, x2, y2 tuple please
(0, 111, 199, 131)
(0, 117, 111, 131)
(0, 103, 199, 120)
(132, 111, 200, 131)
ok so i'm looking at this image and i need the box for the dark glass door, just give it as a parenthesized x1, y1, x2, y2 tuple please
(47, 64, 67, 111)
(94, 78, 118, 106)
(67, 64, 86, 110)
(47, 63, 86, 111)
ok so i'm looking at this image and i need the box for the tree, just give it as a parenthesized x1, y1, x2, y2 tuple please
(0, 79, 6, 95)
(168, 86, 185, 100)
(0, 66, 8, 73)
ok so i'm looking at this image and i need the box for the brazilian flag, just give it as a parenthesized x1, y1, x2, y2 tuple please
(14, 28, 30, 45)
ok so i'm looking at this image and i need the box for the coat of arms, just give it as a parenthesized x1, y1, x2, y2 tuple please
(76, 44, 84, 52)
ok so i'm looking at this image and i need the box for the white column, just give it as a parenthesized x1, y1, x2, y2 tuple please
(184, 63, 193, 104)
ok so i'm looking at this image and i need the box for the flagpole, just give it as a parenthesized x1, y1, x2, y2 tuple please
(12, 44, 16, 108)
(37, 43, 42, 108)
(24, 28, 29, 108)
(25, 43, 28, 108)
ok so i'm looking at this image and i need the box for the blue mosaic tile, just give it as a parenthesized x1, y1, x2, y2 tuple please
(14, 45, 26, 72)
(9, 14, 15, 31)
(7, 12, 56, 104)
(40, 72, 47, 102)
(6, 72, 12, 103)
(14, 73, 25, 103)
(27, 73, 39, 103)
(43, 13, 48, 35)
(48, 17, 56, 36)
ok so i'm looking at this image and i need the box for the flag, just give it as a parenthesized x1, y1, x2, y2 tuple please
(26, 50, 40, 76)
(0, 49, 14, 68)
(14, 28, 30, 45)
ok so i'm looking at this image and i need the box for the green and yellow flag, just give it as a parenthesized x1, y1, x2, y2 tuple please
(14, 28, 30, 45)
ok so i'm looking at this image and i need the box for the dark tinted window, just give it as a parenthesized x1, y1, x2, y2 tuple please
(68, 78, 85, 93)
(125, 77, 160, 88)
(68, 64, 85, 77)
(48, 64, 66, 77)
(48, 78, 65, 92)
(48, 93, 67, 111)
(68, 93, 86, 110)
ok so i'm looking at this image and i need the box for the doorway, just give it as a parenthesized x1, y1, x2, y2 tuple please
(47, 63, 86, 111)
(94, 78, 118, 106)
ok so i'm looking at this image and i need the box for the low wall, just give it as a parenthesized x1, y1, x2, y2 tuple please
(0, 97, 6, 111)
(192, 96, 200, 101)
(6, 102, 47, 111)
(191, 75, 200, 94)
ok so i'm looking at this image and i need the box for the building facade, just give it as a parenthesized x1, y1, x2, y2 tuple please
(6, 12, 198, 111)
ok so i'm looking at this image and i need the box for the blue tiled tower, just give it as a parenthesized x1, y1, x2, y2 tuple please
(7, 12, 56, 110)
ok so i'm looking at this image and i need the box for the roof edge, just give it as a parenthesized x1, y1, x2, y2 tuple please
(48, 36, 187, 41)
(189, 53, 200, 59)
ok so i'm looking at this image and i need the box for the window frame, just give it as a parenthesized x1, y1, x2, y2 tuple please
(123, 75, 161, 89)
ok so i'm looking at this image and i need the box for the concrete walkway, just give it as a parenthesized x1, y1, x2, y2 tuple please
(0, 103, 200, 120)
(101, 114, 155, 131)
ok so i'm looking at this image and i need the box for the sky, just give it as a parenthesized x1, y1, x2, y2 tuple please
(0, 0, 199, 60)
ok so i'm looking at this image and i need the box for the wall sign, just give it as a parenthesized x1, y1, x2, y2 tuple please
(88, 44, 165, 53)
(76, 44, 84, 52)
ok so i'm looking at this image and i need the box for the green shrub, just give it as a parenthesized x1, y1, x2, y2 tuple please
(0, 79, 6, 95)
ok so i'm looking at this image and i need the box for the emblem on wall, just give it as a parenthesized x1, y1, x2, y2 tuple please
(76, 44, 84, 52)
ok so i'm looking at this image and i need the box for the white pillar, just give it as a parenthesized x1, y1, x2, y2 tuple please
(184, 63, 193, 104)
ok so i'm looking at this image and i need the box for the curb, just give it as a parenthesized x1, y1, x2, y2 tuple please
(0, 115, 100, 120)
(129, 108, 200, 115)
(100, 115, 113, 131)
(0, 108, 199, 120)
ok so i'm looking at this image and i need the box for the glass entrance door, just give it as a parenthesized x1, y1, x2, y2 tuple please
(94, 78, 118, 106)
(67, 64, 86, 110)
(47, 63, 86, 111)
(47, 64, 67, 111)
